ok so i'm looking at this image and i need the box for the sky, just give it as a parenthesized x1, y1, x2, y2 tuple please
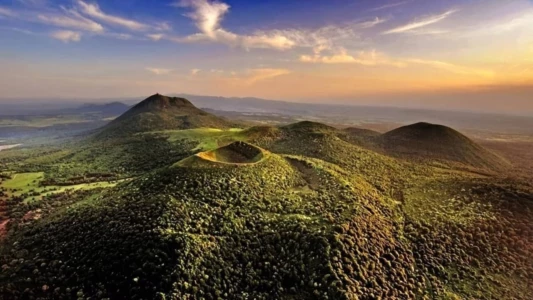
(0, 0, 532, 114)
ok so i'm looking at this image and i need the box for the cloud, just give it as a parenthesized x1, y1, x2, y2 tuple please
(475, 11, 533, 35)
(38, 12, 104, 32)
(146, 68, 173, 75)
(299, 49, 492, 77)
(105, 32, 132, 40)
(300, 49, 406, 67)
(173, 0, 380, 51)
(0, 7, 17, 17)
(77, 1, 149, 31)
(370, 1, 411, 12)
(147, 33, 164, 41)
(50, 30, 81, 42)
(174, 0, 295, 50)
(406, 59, 495, 77)
(9, 27, 36, 35)
(190, 68, 201, 75)
(174, 0, 229, 37)
(383, 10, 457, 34)
(155, 22, 172, 31)
(242, 68, 291, 84)
(404, 29, 449, 35)
(357, 17, 386, 29)
(16, 0, 48, 7)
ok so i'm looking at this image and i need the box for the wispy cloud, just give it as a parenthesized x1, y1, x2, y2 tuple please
(190, 68, 201, 75)
(406, 59, 494, 77)
(174, 0, 295, 50)
(357, 17, 387, 29)
(147, 33, 164, 41)
(383, 10, 457, 34)
(174, 0, 229, 37)
(300, 49, 406, 67)
(77, 1, 149, 31)
(370, 1, 411, 12)
(16, 0, 48, 7)
(146, 68, 173, 75)
(246, 68, 290, 84)
(38, 12, 104, 32)
(475, 11, 533, 35)
(173, 0, 381, 51)
(50, 30, 81, 42)
(8, 27, 36, 35)
(299, 50, 493, 77)
(0, 7, 17, 17)
(155, 22, 172, 31)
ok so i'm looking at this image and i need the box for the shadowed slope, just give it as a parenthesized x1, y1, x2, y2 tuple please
(382, 122, 509, 170)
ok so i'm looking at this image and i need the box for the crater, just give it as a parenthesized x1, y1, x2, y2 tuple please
(197, 141, 264, 164)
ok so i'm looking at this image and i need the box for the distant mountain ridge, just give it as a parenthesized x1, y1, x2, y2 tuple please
(63, 101, 130, 117)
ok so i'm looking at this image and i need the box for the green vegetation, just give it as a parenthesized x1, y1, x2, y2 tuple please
(380, 122, 510, 170)
(97, 94, 238, 137)
(162, 127, 244, 151)
(0, 171, 123, 202)
(0, 115, 91, 127)
(0, 94, 531, 299)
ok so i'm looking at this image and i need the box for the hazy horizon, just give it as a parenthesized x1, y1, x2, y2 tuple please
(1, 0, 532, 114)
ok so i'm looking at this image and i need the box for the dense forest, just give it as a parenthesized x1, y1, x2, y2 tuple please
(0, 95, 531, 299)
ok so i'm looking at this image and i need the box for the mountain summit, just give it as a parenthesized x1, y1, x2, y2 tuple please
(98, 94, 235, 136)
(382, 122, 509, 170)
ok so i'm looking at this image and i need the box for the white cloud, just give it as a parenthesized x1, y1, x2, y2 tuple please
(50, 30, 81, 42)
(106, 32, 132, 40)
(146, 68, 173, 75)
(0, 7, 17, 17)
(240, 68, 291, 84)
(190, 68, 201, 75)
(38, 13, 104, 32)
(300, 49, 406, 67)
(473, 11, 533, 35)
(155, 22, 172, 31)
(10, 27, 36, 35)
(77, 1, 149, 31)
(174, 0, 380, 51)
(383, 10, 457, 34)
(16, 0, 47, 7)
(174, 0, 293, 50)
(175, 0, 229, 37)
(147, 33, 164, 41)
(406, 59, 494, 77)
(357, 17, 387, 29)
(370, 1, 411, 12)
(299, 49, 492, 77)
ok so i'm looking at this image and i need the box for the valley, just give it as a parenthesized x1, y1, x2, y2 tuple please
(0, 94, 531, 299)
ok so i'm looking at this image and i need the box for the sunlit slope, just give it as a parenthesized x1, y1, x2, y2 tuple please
(247, 121, 417, 192)
(0, 148, 419, 299)
(1, 125, 532, 299)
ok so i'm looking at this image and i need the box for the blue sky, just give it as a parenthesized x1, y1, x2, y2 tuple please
(1, 0, 532, 113)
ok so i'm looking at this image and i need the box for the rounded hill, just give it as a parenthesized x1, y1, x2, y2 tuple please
(382, 122, 509, 170)
(281, 121, 337, 133)
(97, 94, 235, 137)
